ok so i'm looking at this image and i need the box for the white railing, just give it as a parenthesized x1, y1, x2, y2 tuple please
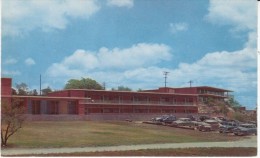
(199, 92, 232, 97)
(79, 99, 195, 106)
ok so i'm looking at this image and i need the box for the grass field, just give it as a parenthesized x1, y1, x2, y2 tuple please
(13, 147, 257, 156)
(8, 121, 243, 148)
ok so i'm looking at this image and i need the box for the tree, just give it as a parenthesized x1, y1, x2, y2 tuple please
(16, 83, 29, 95)
(1, 98, 26, 147)
(112, 86, 132, 91)
(117, 86, 132, 91)
(41, 86, 52, 95)
(29, 89, 38, 96)
(137, 88, 143, 92)
(64, 77, 103, 90)
(228, 97, 241, 108)
(12, 88, 17, 95)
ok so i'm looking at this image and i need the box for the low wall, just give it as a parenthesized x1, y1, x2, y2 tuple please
(24, 113, 206, 121)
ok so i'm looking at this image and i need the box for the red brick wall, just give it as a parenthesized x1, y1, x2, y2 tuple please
(70, 90, 85, 97)
(173, 87, 198, 94)
(47, 90, 69, 97)
(1, 78, 12, 96)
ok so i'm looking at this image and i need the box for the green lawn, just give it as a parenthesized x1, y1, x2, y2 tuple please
(8, 121, 243, 148)
(13, 148, 257, 156)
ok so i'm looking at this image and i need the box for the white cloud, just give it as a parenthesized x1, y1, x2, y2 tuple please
(107, 0, 133, 8)
(46, 43, 171, 79)
(169, 22, 188, 34)
(3, 58, 17, 65)
(25, 58, 36, 66)
(205, 0, 257, 31)
(2, 70, 21, 76)
(98, 43, 171, 69)
(2, 0, 100, 37)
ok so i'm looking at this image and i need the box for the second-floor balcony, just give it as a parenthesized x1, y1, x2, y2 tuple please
(199, 91, 231, 97)
(79, 99, 195, 106)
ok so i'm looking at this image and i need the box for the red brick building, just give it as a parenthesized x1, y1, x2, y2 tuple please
(1, 78, 232, 120)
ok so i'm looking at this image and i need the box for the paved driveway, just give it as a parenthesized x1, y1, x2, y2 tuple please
(1, 136, 257, 156)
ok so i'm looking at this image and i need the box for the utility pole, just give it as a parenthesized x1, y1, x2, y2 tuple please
(102, 82, 106, 90)
(40, 74, 42, 95)
(188, 80, 193, 88)
(163, 71, 169, 88)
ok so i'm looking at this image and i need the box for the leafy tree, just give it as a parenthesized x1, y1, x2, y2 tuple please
(15, 83, 29, 95)
(112, 86, 132, 91)
(137, 88, 143, 92)
(228, 98, 241, 108)
(64, 77, 103, 90)
(12, 88, 17, 95)
(41, 86, 52, 95)
(29, 89, 38, 96)
(1, 98, 26, 147)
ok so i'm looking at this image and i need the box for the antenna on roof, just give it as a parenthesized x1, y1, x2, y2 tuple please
(163, 71, 169, 88)
(188, 80, 193, 88)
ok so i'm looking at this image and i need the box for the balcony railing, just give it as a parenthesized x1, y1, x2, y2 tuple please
(199, 92, 231, 97)
(79, 99, 195, 106)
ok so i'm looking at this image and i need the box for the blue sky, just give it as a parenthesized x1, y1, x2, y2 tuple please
(1, 0, 257, 109)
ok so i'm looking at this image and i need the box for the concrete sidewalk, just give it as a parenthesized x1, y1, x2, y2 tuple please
(1, 136, 257, 156)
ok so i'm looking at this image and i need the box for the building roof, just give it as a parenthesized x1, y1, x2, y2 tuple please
(171, 86, 233, 92)
(1, 95, 90, 100)
(50, 89, 199, 96)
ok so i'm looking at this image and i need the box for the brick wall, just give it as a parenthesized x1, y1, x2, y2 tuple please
(1, 78, 12, 96)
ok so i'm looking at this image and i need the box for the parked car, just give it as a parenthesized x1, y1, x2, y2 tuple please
(219, 121, 239, 133)
(186, 115, 196, 121)
(197, 122, 211, 131)
(171, 118, 194, 127)
(217, 117, 227, 122)
(248, 121, 257, 127)
(151, 115, 169, 122)
(199, 115, 210, 122)
(162, 115, 177, 124)
(210, 117, 226, 123)
(197, 119, 219, 131)
(233, 124, 257, 136)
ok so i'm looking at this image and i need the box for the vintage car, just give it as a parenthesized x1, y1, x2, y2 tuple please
(233, 124, 257, 136)
(219, 121, 239, 133)
(211, 117, 226, 123)
(198, 115, 210, 122)
(151, 115, 169, 123)
(171, 118, 194, 127)
(197, 119, 219, 131)
(186, 115, 196, 121)
(162, 115, 177, 124)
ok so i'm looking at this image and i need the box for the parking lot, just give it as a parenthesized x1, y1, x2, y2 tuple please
(143, 114, 257, 136)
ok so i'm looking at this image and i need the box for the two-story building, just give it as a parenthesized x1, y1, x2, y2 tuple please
(1, 78, 232, 120)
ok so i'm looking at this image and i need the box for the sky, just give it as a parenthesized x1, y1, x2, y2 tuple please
(1, 0, 257, 110)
